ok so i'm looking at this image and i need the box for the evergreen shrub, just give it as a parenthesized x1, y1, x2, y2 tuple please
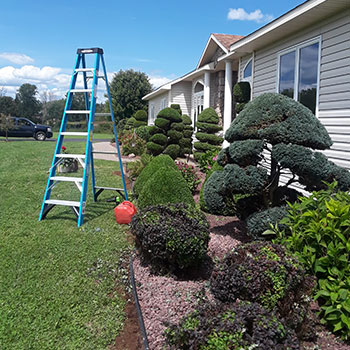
(149, 133, 167, 145)
(145, 141, 164, 156)
(137, 166, 195, 209)
(165, 301, 300, 350)
(210, 242, 315, 334)
(195, 132, 223, 145)
(155, 117, 170, 130)
(233, 82, 251, 103)
(130, 203, 209, 271)
(134, 125, 150, 141)
(134, 109, 148, 121)
(170, 104, 182, 115)
(133, 154, 177, 196)
(167, 129, 182, 143)
(163, 144, 180, 160)
(158, 107, 182, 122)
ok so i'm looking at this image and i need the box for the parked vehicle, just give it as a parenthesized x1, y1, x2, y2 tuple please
(0, 117, 53, 141)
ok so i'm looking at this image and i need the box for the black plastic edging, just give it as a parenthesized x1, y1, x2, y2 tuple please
(129, 250, 150, 350)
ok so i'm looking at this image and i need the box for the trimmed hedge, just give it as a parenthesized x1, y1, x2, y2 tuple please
(138, 166, 195, 209)
(196, 122, 222, 134)
(134, 109, 148, 121)
(148, 125, 163, 135)
(155, 117, 170, 130)
(146, 141, 164, 156)
(158, 107, 182, 122)
(133, 154, 177, 196)
(170, 104, 182, 115)
(197, 107, 219, 123)
(164, 144, 180, 159)
(149, 133, 168, 145)
(193, 142, 219, 152)
(130, 203, 209, 271)
(183, 129, 193, 138)
(170, 122, 184, 131)
(195, 132, 223, 145)
(167, 129, 182, 143)
(133, 120, 147, 128)
(181, 114, 192, 125)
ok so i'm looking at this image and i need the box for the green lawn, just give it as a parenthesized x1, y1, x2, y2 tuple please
(0, 140, 131, 350)
(52, 132, 114, 140)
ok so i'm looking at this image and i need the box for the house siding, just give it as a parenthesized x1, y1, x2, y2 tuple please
(147, 92, 169, 125)
(239, 9, 350, 173)
(170, 81, 192, 116)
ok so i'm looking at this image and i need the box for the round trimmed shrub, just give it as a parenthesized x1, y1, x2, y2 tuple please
(235, 102, 246, 114)
(170, 122, 184, 131)
(195, 132, 223, 145)
(134, 109, 148, 121)
(149, 133, 167, 145)
(197, 107, 219, 123)
(148, 125, 164, 135)
(135, 126, 150, 141)
(133, 120, 147, 128)
(195, 122, 222, 134)
(167, 129, 182, 143)
(125, 116, 136, 130)
(182, 114, 192, 125)
(165, 301, 300, 350)
(155, 117, 170, 130)
(146, 141, 164, 156)
(183, 129, 193, 138)
(179, 138, 192, 149)
(246, 206, 288, 240)
(193, 142, 219, 152)
(163, 144, 180, 160)
(133, 154, 177, 196)
(210, 242, 315, 332)
(138, 166, 195, 209)
(130, 203, 209, 271)
(158, 107, 182, 122)
(170, 104, 182, 115)
(233, 81, 251, 103)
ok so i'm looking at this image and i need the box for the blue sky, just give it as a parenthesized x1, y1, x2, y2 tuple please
(0, 0, 303, 100)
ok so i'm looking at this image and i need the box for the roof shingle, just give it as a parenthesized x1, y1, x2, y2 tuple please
(212, 33, 244, 51)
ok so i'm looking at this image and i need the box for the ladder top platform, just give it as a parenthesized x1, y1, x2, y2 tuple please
(77, 48, 103, 54)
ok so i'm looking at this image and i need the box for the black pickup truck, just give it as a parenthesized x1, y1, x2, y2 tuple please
(0, 117, 53, 141)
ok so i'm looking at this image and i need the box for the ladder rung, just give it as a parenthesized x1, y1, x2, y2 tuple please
(51, 176, 83, 182)
(66, 110, 90, 114)
(95, 186, 124, 191)
(56, 154, 85, 159)
(95, 113, 111, 117)
(61, 132, 88, 136)
(45, 199, 81, 207)
(92, 151, 118, 155)
(70, 89, 92, 93)
(75, 68, 94, 72)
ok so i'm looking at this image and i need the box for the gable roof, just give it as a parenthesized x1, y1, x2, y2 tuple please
(197, 33, 243, 69)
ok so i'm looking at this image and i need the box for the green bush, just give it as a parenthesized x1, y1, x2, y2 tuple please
(197, 107, 219, 124)
(167, 129, 182, 143)
(126, 153, 153, 180)
(155, 117, 170, 130)
(183, 129, 193, 138)
(125, 116, 136, 130)
(273, 182, 350, 339)
(133, 154, 177, 196)
(148, 125, 163, 135)
(146, 141, 164, 156)
(158, 107, 182, 122)
(226, 140, 264, 167)
(133, 120, 147, 128)
(196, 122, 222, 134)
(134, 109, 148, 121)
(170, 104, 182, 115)
(246, 207, 288, 240)
(134, 125, 150, 141)
(170, 122, 184, 131)
(163, 144, 180, 160)
(181, 114, 192, 125)
(149, 133, 168, 145)
(193, 142, 219, 152)
(233, 82, 251, 103)
(121, 131, 146, 156)
(137, 166, 195, 209)
(165, 301, 300, 350)
(235, 102, 246, 114)
(179, 138, 192, 149)
(195, 132, 223, 145)
(210, 242, 315, 334)
(130, 203, 209, 271)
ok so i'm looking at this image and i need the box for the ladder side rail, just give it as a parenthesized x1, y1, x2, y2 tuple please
(77, 53, 100, 227)
(39, 53, 82, 221)
(101, 54, 129, 201)
(81, 55, 90, 125)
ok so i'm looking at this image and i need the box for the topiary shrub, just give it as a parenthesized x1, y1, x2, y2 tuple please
(167, 129, 182, 143)
(134, 125, 150, 141)
(195, 132, 223, 145)
(165, 300, 300, 350)
(246, 206, 288, 240)
(233, 82, 251, 103)
(149, 133, 167, 146)
(170, 104, 182, 115)
(138, 166, 195, 209)
(158, 107, 182, 122)
(210, 242, 315, 335)
(130, 203, 209, 271)
(204, 93, 350, 226)
(181, 114, 192, 125)
(148, 125, 164, 136)
(145, 141, 164, 156)
(134, 109, 148, 122)
(125, 116, 136, 130)
(155, 117, 170, 130)
(196, 122, 222, 133)
(133, 154, 177, 196)
(163, 144, 180, 160)
(170, 122, 184, 131)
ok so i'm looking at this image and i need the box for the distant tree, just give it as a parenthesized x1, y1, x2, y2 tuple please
(109, 69, 152, 121)
(0, 113, 16, 141)
(15, 84, 41, 121)
(0, 96, 17, 116)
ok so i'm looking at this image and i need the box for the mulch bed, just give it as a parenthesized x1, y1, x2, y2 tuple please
(116, 166, 350, 350)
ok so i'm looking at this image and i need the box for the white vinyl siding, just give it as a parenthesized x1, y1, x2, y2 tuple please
(170, 81, 192, 116)
(147, 92, 168, 125)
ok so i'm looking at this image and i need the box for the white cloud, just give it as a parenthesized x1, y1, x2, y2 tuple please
(149, 75, 171, 89)
(0, 52, 34, 65)
(227, 8, 273, 23)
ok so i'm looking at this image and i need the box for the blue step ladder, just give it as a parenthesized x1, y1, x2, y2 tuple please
(39, 48, 128, 227)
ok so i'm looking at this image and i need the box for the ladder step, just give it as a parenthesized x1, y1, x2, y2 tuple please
(95, 186, 124, 191)
(51, 176, 83, 182)
(61, 132, 88, 136)
(95, 113, 111, 117)
(75, 68, 94, 72)
(56, 154, 85, 159)
(45, 199, 81, 207)
(71, 89, 92, 93)
(66, 110, 90, 114)
(92, 151, 118, 155)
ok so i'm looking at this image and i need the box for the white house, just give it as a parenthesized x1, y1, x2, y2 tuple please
(143, 0, 350, 170)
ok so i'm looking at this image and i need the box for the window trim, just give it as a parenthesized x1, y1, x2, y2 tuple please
(276, 36, 322, 116)
(242, 58, 253, 82)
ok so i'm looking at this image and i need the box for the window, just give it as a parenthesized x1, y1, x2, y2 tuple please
(278, 39, 320, 114)
(150, 104, 155, 124)
(160, 97, 167, 110)
(243, 59, 252, 80)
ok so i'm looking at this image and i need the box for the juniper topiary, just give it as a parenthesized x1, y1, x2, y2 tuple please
(204, 93, 350, 227)
(194, 108, 223, 160)
(233, 81, 251, 114)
